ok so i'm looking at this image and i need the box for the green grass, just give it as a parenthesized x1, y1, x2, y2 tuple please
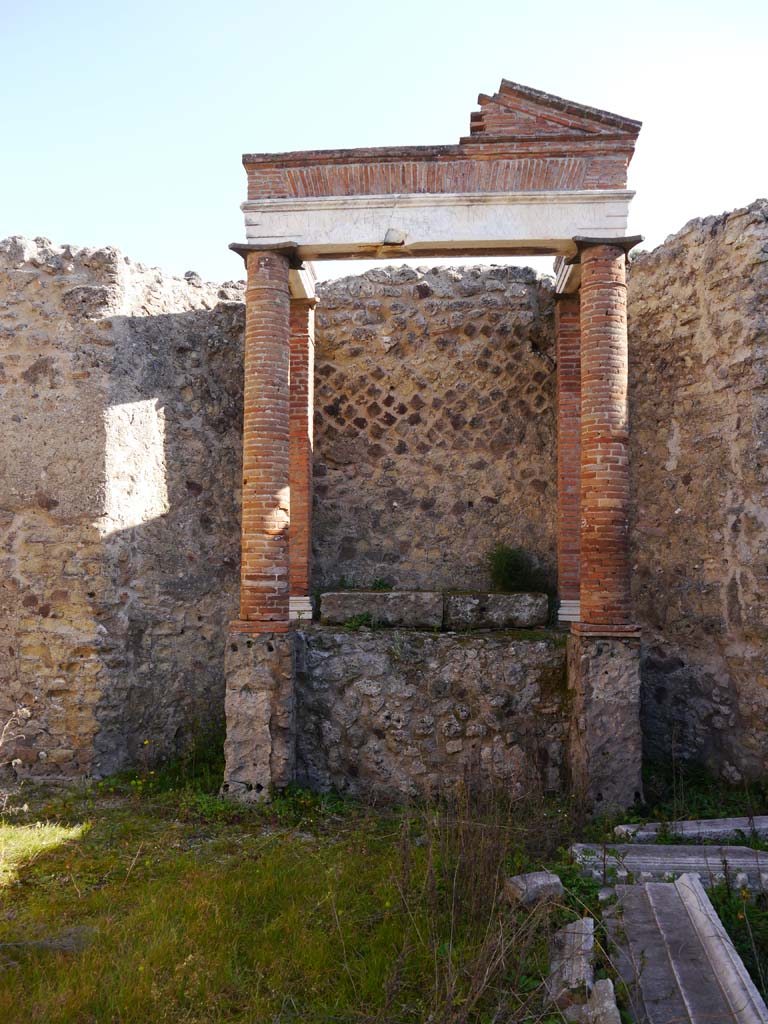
(0, 756, 595, 1024)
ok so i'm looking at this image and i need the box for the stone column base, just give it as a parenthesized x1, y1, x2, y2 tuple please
(567, 634, 643, 814)
(221, 631, 295, 802)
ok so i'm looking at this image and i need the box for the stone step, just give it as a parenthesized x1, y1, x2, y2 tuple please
(572, 842, 768, 890)
(616, 816, 768, 844)
(609, 874, 768, 1023)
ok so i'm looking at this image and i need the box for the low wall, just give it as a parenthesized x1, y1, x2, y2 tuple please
(293, 628, 568, 799)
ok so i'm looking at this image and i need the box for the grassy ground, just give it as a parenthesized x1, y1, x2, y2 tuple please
(0, 747, 607, 1024)
(4, 752, 768, 1023)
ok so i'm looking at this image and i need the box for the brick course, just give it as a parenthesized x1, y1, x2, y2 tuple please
(289, 299, 315, 600)
(578, 244, 631, 625)
(238, 251, 291, 630)
(555, 294, 581, 605)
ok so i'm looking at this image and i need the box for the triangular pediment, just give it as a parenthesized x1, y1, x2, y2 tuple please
(467, 79, 641, 142)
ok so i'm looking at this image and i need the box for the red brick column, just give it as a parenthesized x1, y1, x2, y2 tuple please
(289, 298, 315, 617)
(577, 244, 633, 631)
(233, 250, 291, 633)
(555, 294, 581, 622)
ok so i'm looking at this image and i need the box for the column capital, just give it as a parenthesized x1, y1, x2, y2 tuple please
(229, 241, 303, 269)
(567, 235, 644, 264)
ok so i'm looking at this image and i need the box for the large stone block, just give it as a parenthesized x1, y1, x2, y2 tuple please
(444, 592, 548, 630)
(567, 635, 643, 814)
(222, 632, 294, 802)
(320, 591, 443, 628)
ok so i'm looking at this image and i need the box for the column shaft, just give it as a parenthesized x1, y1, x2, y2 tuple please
(555, 294, 581, 621)
(238, 251, 291, 630)
(289, 299, 315, 612)
(579, 245, 631, 626)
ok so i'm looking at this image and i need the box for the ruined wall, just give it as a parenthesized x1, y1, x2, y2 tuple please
(312, 265, 557, 593)
(0, 237, 244, 778)
(629, 200, 768, 782)
(294, 628, 567, 799)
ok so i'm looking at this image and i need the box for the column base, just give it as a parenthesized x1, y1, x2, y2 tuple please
(221, 631, 295, 802)
(567, 633, 643, 814)
(229, 619, 290, 635)
(558, 599, 581, 623)
(572, 622, 641, 638)
(289, 596, 313, 622)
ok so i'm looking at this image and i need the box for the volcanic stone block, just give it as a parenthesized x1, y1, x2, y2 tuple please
(320, 590, 443, 628)
(505, 869, 564, 906)
(222, 632, 295, 802)
(567, 635, 643, 813)
(444, 592, 548, 630)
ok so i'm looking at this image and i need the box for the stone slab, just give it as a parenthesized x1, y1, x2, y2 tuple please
(616, 815, 768, 843)
(610, 875, 768, 1023)
(573, 842, 768, 890)
(444, 592, 548, 630)
(320, 591, 443, 628)
(546, 917, 594, 1008)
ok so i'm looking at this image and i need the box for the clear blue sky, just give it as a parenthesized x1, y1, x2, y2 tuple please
(2, 0, 766, 282)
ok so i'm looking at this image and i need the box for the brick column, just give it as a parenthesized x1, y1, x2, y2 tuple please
(233, 250, 291, 633)
(577, 243, 633, 632)
(288, 298, 315, 620)
(555, 293, 581, 624)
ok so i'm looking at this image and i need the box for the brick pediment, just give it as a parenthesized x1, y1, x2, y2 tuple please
(467, 80, 641, 143)
(242, 80, 641, 203)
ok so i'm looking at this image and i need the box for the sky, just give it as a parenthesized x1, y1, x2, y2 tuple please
(1, 0, 766, 283)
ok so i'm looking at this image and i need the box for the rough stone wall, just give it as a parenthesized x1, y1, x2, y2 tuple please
(294, 628, 567, 799)
(312, 265, 557, 592)
(628, 200, 768, 781)
(0, 237, 244, 778)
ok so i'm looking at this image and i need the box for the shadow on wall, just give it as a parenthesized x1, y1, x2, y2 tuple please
(0, 238, 244, 779)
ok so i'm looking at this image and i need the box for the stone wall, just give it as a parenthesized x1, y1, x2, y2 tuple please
(312, 265, 557, 593)
(0, 237, 244, 779)
(629, 200, 768, 781)
(294, 628, 567, 799)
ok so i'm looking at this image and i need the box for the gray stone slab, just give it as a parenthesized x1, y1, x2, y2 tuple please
(616, 815, 768, 843)
(546, 916, 594, 1008)
(505, 869, 564, 906)
(612, 875, 768, 1024)
(319, 590, 443, 628)
(444, 592, 549, 629)
(573, 842, 768, 890)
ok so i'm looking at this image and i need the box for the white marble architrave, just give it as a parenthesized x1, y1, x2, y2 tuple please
(242, 189, 634, 261)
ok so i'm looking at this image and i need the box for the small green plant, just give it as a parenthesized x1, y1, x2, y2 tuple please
(369, 578, 393, 591)
(344, 612, 374, 630)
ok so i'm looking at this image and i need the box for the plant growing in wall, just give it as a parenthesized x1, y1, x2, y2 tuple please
(487, 543, 549, 594)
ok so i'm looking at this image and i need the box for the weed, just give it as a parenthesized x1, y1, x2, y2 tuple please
(370, 578, 393, 591)
(344, 612, 374, 630)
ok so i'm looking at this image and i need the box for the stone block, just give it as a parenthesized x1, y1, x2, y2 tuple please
(444, 592, 548, 630)
(546, 917, 594, 1008)
(319, 591, 443, 628)
(222, 632, 295, 802)
(505, 869, 564, 906)
(567, 635, 642, 813)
